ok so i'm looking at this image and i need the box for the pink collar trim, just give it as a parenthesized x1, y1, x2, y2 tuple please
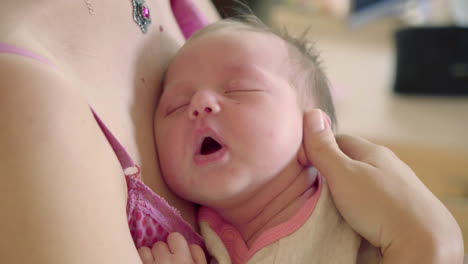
(199, 174, 323, 264)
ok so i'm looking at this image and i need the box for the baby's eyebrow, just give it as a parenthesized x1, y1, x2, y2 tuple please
(225, 63, 264, 75)
(224, 63, 273, 84)
(161, 81, 195, 100)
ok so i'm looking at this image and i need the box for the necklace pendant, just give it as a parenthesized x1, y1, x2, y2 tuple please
(132, 0, 151, 33)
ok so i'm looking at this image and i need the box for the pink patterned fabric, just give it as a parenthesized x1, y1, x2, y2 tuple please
(125, 165, 204, 248)
(92, 111, 204, 249)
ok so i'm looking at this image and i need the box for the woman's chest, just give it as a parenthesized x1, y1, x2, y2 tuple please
(85, 65, 198, 226)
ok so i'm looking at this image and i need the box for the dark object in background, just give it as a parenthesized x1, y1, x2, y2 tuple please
(211, 0, 279, 22)
(211, 0, 256, 18)
(349, 0, 405, 27)
(394, 27, 468, 95)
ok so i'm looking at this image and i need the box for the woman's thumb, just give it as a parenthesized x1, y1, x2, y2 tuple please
(303, 109, 349, 178)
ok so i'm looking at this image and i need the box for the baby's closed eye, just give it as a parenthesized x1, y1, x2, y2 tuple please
(166, 102, 189, 116)
(161, 94, 191, 116)
(224, 79, 266, 94)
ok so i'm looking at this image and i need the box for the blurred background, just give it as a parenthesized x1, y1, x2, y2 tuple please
(211, 0, 468, 251)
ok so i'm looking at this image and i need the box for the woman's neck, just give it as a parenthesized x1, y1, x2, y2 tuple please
(213, 161, 318, 247)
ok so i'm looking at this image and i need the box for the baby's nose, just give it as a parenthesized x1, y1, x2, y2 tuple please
(188, 92, 220, 119)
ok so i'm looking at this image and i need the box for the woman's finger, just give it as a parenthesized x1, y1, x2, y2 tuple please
(190, 244, 207, 264)
(302, 109, 352, 185)
(138, 247, 155, 264)
(336, 134, 399, 167)
(335, 134, 379, 161)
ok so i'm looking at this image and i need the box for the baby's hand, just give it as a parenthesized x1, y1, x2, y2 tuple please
(138, 232, 207, 264)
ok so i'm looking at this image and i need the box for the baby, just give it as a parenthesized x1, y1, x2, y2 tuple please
(145, 16, 380, 263)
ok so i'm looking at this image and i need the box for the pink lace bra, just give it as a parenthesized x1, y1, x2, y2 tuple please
(0, 0, 209, 250)
(91, 111, 204, 248)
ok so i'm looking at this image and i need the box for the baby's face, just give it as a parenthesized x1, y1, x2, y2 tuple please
(154, 30, 304, 207)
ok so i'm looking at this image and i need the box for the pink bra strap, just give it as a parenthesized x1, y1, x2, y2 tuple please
(90, 108, 136, 170)
(0, 43, 54, 66)
(171, 0, 209, 39)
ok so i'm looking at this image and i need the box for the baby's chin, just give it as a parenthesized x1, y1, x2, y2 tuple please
(189, 182, 256, 209)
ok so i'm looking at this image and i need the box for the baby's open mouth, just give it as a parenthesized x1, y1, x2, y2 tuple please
(200, 137, 222, 155)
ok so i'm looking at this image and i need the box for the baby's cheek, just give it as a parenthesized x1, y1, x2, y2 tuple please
(155, 129, 176, 168)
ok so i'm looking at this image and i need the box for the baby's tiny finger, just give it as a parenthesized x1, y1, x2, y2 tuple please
(167, 232, 190, 255)
(190, 244, 207, 264)
(138, 247, 155, 264)
(152, 241, 170, 258)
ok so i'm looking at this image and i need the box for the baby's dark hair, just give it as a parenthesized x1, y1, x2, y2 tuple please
(188, 15, 337, 128)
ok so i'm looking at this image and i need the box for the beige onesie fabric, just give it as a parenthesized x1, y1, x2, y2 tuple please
(200, 181, 381, 264)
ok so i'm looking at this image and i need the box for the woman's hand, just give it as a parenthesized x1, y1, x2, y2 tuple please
(138, 233, 207, 264)
(302, 109, 464, 263)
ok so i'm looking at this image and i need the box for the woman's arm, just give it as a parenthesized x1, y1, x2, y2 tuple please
(0, 57, 142, 263)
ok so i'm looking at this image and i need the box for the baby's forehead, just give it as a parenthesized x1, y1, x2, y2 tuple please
(162, 28, 297, 90)
(184, 29, 292, 67)
(195, 28, 286, 49)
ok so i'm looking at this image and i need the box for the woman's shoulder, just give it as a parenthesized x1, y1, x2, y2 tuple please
(0, 51, 93, 125)
(0, 45, 127, 200)
(0, 51, 141, 263)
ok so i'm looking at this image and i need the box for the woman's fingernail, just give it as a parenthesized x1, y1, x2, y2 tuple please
(308, 109, 325, 133)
